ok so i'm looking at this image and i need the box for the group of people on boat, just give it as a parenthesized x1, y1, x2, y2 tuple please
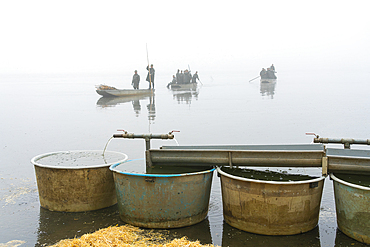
(166, 69, 200, 88)
(131, 64, 155, 90)
(260, 64, 277, 79)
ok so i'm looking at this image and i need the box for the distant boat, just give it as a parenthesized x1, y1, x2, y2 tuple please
(260, 68, 277, 82)
(96, 85, 154, 97)
(260, 78, 277, 83)
(168, 82, 197, 89)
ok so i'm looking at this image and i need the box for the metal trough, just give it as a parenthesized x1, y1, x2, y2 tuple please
(148, 144, 325, 168)
(31, 150, 128, 212)
(217, 167, 325, 235)
(110, 159, 215, 228)
(325, 148, 370, 175)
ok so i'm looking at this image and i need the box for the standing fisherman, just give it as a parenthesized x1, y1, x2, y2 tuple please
(146, 64, 155, 89)
(132, 70, 140, 89)
(192, 71, 200, 83)
(178, 70, 184, 84)
(270, 64, 275, 72)
(176, 69, 180, 83)
(183, 69, 191, 84)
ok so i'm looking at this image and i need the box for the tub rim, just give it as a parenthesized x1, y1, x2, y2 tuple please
(31, 150, 128, 169)
(330, 173, 370, 191)
(110, 160, 215, 177)
(217, 166, 326, 184)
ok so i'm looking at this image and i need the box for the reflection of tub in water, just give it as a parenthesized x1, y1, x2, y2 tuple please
(31, 150, 128, 212)
(217, 167, 325, 235)
(331, 173, 370, 244)
(36, 205, 121, 246)
(221, 218, 321, 246)
(110, 159, 214, 228)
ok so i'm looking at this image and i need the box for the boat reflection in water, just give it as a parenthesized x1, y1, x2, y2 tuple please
(97, 95, 155, 120)
(170, 86, 200, 104)
(260, 79, 277, 99)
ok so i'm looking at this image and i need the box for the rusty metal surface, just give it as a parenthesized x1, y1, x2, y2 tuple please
(148, 149, 324, 167)
(112, 168, 214, 228)
(161, 144, 325, 151)
(331, 174, 370, 244)
(327, 148, 370, 175)
(34, 165, 117, 212)
(314, 137, 370, 149)
(218, 167, 325, 235)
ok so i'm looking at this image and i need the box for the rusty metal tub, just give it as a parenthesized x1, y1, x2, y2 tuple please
(217, 167, 325, 235)
(331, 173, 370, 244)
(110, 159, 215, 228)
(31, 150, 128, 212)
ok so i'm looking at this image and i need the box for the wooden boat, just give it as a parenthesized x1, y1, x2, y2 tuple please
(169, 82, 197, 89)
(260, 78, 277, 83)
(96, 85, 154, 97)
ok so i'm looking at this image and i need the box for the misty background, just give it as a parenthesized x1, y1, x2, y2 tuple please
(1, 0, 369, 77)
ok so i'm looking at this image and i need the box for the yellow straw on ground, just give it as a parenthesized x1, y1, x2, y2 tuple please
(49, 225, 217, 247)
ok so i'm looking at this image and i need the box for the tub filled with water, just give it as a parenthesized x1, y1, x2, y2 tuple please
(331, 173, 370, 244)
(31, 150, 128, 212)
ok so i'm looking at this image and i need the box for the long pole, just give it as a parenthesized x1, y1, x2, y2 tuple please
(146, 43, 152, 133)
(249, 76, 260, 82)
(146, 43, 152, 89)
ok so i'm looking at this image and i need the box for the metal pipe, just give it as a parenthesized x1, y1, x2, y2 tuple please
(313, 137, 370, 149)
(113, 131, 176, 150)
(113, 133, 175, 140)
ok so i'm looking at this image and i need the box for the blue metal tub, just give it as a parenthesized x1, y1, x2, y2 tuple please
(110, 159, 215, 228)
(331, 173, 370, 244)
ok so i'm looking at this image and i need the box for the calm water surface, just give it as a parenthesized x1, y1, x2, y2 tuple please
(1, 69, 369, 246)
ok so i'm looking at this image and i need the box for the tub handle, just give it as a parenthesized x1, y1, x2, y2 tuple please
(145, 177, 156, 183)
(309, 182, 318, 188)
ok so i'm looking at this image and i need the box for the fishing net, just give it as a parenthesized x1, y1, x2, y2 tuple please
(96, 85, 117, 90)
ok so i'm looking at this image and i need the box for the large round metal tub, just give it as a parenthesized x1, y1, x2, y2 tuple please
(218, 167, 325, 235)
(331, 173, 370, 244)
(110, 160, 215, 228)
(31, 150, 128, 212)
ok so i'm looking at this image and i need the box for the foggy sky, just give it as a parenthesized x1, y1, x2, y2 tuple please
(1, 0, 369, 74)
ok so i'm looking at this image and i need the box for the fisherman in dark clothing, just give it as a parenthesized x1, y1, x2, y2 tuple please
(146, 64, 155, 89)
(270, 64, 275, 72)
(183, 69, 191, 84)
(167, 75, 177, 88)
(132, 70, 140, 89)
(266, 68, 277, 79)
(192, 71, 199, 83)
(178, 70, 184, 84)
(260, 68, 267, 79)
(176, 69, 180, 83)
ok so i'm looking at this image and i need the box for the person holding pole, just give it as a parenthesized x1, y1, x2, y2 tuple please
(192, 71, 200, 84)
(146, 64, 155, 89)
